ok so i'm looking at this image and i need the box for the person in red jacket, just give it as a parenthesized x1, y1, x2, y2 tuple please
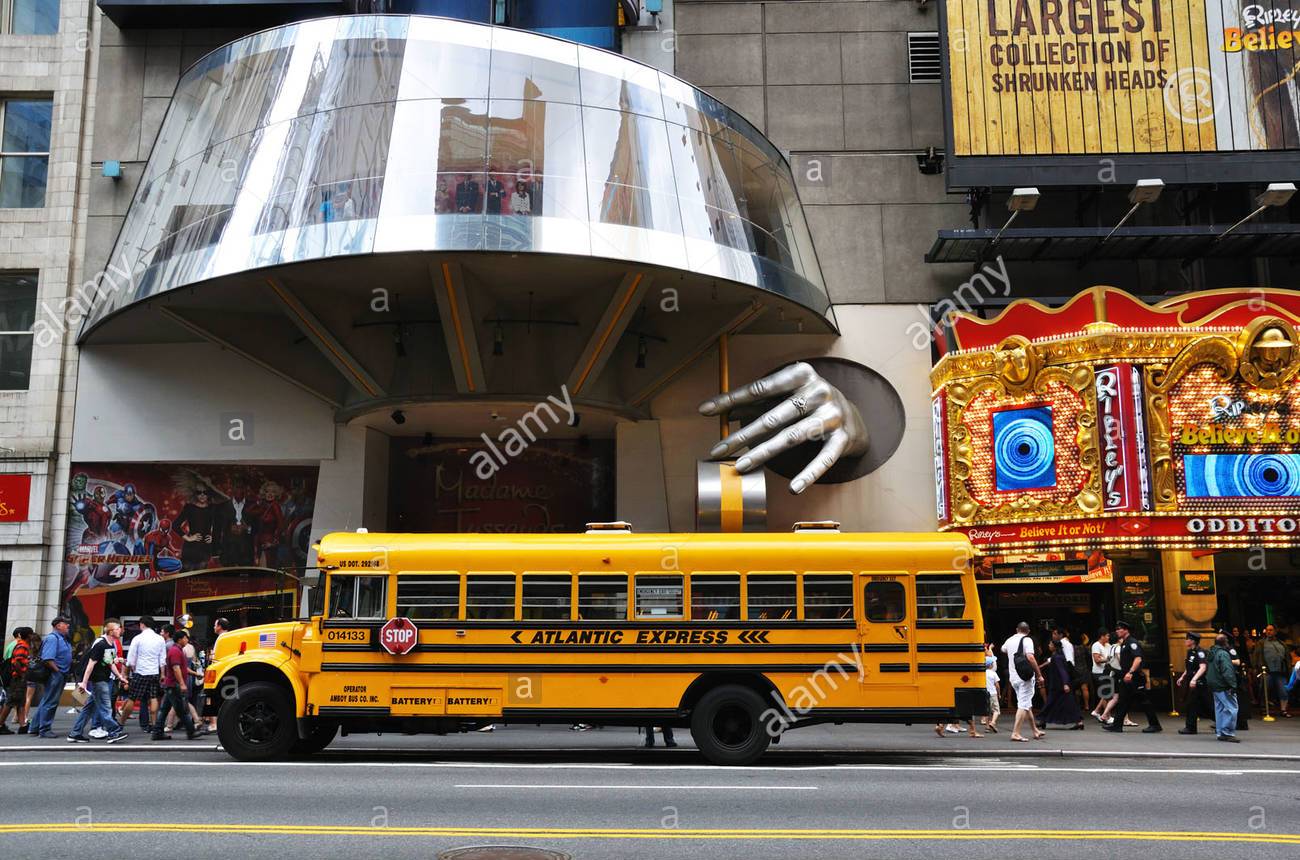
(0, 627, 33, 733)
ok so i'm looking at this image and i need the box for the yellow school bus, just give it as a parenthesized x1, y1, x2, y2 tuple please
(205, 523, 987, 765)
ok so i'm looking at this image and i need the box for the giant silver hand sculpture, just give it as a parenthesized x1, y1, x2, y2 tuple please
(699, 361, 869, 494)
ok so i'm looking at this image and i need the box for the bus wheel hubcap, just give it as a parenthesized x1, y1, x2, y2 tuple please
(240, 702, 279, 744)
(714, 703, 753, 747)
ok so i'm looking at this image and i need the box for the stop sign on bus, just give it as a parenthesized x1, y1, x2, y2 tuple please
(379, 616, 418, 655)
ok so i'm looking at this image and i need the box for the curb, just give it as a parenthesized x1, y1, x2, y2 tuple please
(4, 742, 1294, 763)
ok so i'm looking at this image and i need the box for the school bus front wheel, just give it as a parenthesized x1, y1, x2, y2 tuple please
(217, 680, 298, 761)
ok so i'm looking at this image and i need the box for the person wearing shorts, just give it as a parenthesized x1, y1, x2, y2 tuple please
(1001, 622, 1046, 742)
(118, 616, 166, 732)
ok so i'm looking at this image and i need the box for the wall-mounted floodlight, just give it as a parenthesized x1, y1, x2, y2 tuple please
(990, 187, 1040, 248)
(1218, 182, 1296, 240)
(1098, 178, 1165, 248)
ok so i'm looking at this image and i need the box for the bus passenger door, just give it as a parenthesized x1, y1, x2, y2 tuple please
(856, 574, 916, 693)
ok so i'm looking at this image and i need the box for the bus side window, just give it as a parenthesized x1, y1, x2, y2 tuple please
(397, 575, 459, 620)
(864, 581, 905, 622)
(690, 574, 739, 620)
(635, 574, 683, 619)
(522, 574, 572, 620)
(577, 574, 627, 621)
(916, 576, 965, 619)
(746, 574, 796, 621)
(466, 574, 517, 620)
(803, 573, 853, 620)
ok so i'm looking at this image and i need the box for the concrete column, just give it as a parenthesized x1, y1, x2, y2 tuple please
(1160, 550, 1219, 676)
(615, 421, 670, 532)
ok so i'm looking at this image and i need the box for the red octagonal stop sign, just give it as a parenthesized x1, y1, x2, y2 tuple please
(378, 616, 418, 655)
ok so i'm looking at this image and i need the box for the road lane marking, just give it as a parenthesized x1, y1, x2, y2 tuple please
(0, 759, 1296, 776)
(454, 784, 818, 790)
(0, 824, 1298, 844)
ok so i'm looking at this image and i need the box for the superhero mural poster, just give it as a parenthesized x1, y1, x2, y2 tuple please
(62, 463, 318, 601)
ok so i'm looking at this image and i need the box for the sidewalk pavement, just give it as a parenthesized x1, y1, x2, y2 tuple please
(3, 704, 1297, 760)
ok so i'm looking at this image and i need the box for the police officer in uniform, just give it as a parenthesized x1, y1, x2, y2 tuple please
(1176, 631, 1211, 734)
(1220, 628, 1250, 731)
(1103, 621, 1163, 733)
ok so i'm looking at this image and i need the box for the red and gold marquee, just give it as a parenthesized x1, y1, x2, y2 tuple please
(932, 288, 1300, 552)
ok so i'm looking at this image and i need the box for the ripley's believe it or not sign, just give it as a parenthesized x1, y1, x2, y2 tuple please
(943, 0, 1300, 158)
(932, 288, 1300, 551)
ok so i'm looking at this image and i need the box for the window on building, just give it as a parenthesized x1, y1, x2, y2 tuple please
(466, 573, 516, 619)
(577, 574, 626, 620)
(803, 573, 854, 620)
(916, 576, 966, 619)
(328, 574, 387, 619)
(864, 580, 905, 622)
(396, 574, 460, 620)
(521, 574, 571, 620)
(7, 0, 59, 34)
(907, 32, 941, 83)
(0, 99, 50, 207)
(746, 573, 796, 621)
(0, 272, 36, 390)
(690, 574, 740, 620)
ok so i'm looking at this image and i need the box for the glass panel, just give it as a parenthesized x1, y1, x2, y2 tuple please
(522, 575, 571, 620)
(803, 574, 854, 620)
(0, 333, 32, 390)
(916, 577, 966, 620)
(354, 575, 387, 619)
(383, 98, 488, 218)
(747, 574, 796, 621)
(488, 100, 586, 220)
(667, 123, 744, 217)
(2, 100, 51, 153)
(582, 107, 676, 198)
(577, 574, 626, 621)
(635, 574, 683, 618)
(397, 16, 492, 101)
(490, 27, 580, 103)
(0, 273, 37, 331)
(397, 575, 460, 620)
(292, 33, 407, 118)
(327, 576, 357, 618)
(865, 581, 905, 623)
(11, 0, 59, 35)
(689, 574, 740, 621)
(577, 44, 663, 118)
(466, 574, 516, 620)
(0, 156, 47, 207)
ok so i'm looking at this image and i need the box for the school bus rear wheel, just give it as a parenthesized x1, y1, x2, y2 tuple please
(217, 680, 297, 761)
(689, 684, 771, 766)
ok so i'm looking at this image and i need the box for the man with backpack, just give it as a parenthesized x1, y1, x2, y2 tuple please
(0, 626, 33, 733)
(1001, 621, 1046, 742)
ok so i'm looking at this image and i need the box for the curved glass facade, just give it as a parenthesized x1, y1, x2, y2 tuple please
(83, 15, 827, 334)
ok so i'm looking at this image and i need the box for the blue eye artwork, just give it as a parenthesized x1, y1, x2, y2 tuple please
(1184, 453, 1300, 498)
(992, 406, 1056, 492)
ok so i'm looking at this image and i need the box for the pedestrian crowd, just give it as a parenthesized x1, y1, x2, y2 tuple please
(935, 620, 1300, 744)
(0, 614, 230, 743)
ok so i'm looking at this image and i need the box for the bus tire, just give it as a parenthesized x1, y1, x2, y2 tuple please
(290, 721, 338, 756)
(689, 684, 772, 766)
(217, 681, 297, 761)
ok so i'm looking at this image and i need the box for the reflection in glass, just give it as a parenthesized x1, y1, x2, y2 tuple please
(11, 0, 59, 35)
(88, 15, 829, 334)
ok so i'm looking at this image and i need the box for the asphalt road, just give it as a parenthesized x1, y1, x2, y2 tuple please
(2, 728, 1299, 859)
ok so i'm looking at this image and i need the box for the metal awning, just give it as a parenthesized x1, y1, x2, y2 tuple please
(925, 223, 1300, 265)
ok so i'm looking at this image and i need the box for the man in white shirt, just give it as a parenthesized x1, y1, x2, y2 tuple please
(118, 616, 167, 733)
(1001, 621, 1045, 742)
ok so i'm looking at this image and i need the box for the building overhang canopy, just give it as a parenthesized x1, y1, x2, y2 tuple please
(925, 224, 1300, 265)
(81, 15, 831, 419)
